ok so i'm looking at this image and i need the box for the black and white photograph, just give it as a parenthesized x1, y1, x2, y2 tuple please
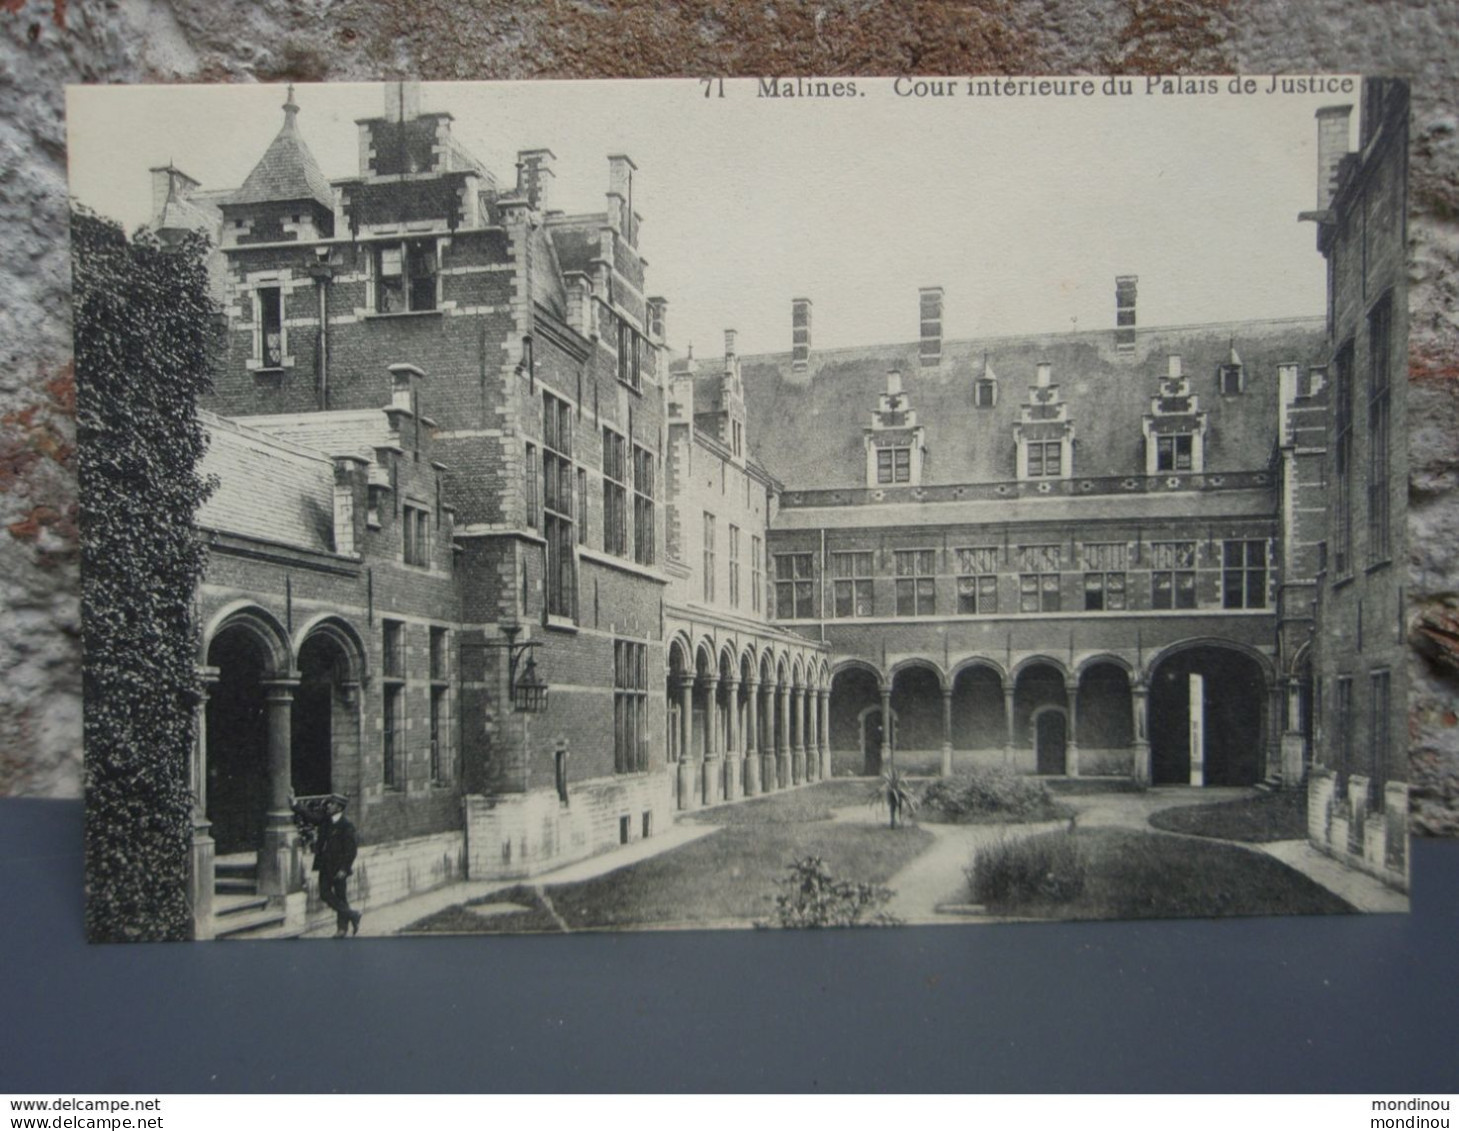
(67, 75, 1411, 942)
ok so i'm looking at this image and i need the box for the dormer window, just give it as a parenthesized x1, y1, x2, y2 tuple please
(975, 378, 997, 408)
(877, 447, 912, 484)
(1026, 441, 1062, 477)
(374, 238, 437, 313)
(1219, 364, 1244, 396)
(1155, 434, 1193, 472)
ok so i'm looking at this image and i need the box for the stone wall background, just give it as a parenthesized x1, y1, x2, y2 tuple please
(3, 0, 1456, 833)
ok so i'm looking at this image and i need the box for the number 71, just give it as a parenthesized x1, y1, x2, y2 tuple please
(700, 78, 725, 99)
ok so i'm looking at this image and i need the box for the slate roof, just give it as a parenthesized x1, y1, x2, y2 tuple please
(228, 97, 336, 211)
(234, 410, 395, 461)
(198, 410, 337, 554)
(695, 317, 1327, 492)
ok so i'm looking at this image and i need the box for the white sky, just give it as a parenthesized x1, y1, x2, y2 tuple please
(67, 77, 1359, 358)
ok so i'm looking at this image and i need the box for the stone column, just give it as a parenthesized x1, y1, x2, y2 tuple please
(1003, 685, 1017, 765)
(777, 682, 791, 789)
(790, 686, 805, 785)
(190, 667, 219, 939)
(1065, 679, 1080, 778)
(805, 686, 818, 782)
(258, 676, 301, 899)
(1188, 672, 1205, 787)
(1266, 681, 1284, 787)
(761, 683, 778, 793)
(1280, 677, 1306, 786)
(702, 674, 721, 806)
(744, 678, 761, 796)
(879, 686, 893, 773)
(1131, 682, 1151, 786)
(724, 677, 742, 801)
(940, 686, 954, 778)
(818, 690, 832, 780)
(676, 675, 697, 810)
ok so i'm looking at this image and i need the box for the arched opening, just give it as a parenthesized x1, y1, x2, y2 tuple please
(1077, 661, 1134, 776)
(206, 624, 273, 856)
(857, 704, 897, 774)
(1014, 661, 1067, 774)
(889, 664, 943, 775)
(1033, 708, 1068, 775)
(951, 664, 1005, 769)
(1149, 644, 1267, 785)
(292, 630, 357, 800)
(830, 665, 881, 776)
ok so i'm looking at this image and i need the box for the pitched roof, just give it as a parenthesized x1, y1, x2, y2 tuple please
(197, 410, 336, 553)
(228, 90, 335, 212)
(714, 317, 1327, 492)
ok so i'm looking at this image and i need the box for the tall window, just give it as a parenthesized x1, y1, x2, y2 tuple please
(429, 686, 448, 786)
(895, 549, 936, 616)
(1083, 542, 1127, 611)
(1151, 541, 1197, 609)
(543, 392, 575, 618)
(617, 321, 642, 391)
(1369, 669, 1391, 795)
(577, 469, 588, 545)
(876, 446, 911, 484)
(382, 619, 405, 679)
(832, 551, 875, 618)
(403, 503, 429, 567)
(955, 547, 998, 615)
(1018, 545, 1062, 613)
(728, 525, 741, 607)
(1026, 440, 1062, 478)
(1367, 299, 1392, 564)
(614, 640, 648, 773)
(702, 513, 716, 602)
(1156, 434, 1193, 472)
(751, 535, 763, 613)
(257, 286, 283, 367)
(374, 238, 437, 313)
(1222, 540, 1268, 609)
(1335, 675, 1354, 775)
(1332, 341, 1355, 576)
(524, 443, 538, 529)
(633, 445, 655, 565)
(383, 684, 403, 790)
(602, 428, 628, 557)
(774, 553, 816, 619)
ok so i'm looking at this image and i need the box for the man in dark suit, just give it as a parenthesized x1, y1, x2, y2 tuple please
(315, 798, 362, 938)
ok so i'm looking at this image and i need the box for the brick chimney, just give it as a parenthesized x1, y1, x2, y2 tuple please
(724, 328, 737, 359)
(516, 149, 556, 211)
(607, 154, 637, 244)
(384, 80, 421, 122)
(1315, 105, 1353, 212)
(331, 455, 369, 557)
(646, 296, 668, 344)
(1115, 275, 1138, 352)
(919, 286, 943, 366)
(792, 297, 812, 371)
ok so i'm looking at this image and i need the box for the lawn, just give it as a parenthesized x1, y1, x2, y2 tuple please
(405, 781, 934, 934)
(1146, 789, 1308, 842)
(974, 827, 1354, 920)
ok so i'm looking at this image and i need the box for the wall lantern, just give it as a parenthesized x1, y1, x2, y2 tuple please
(499, 624, 549, 714)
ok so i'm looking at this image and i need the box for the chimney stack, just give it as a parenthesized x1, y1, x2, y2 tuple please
(919, 286, 944, 366)
(384, 80, 421, 123)
(1115, 275, 1138, 352)
(1036, 362, 1052, 388)
(607, 154, 637, 244)
(1314, 105, 1353, 212)
(724, 329, 737, 360)
(1167, 354, 1183, 380)
(886, 369, 903, 397)
(516, 149, 556, 211)
(646, 297, 667, 343)
(792, 298, 812, 371)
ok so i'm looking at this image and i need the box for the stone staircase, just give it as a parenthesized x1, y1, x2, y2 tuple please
(212, 853, 304, 940)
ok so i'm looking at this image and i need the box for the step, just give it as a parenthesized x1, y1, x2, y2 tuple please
(214, 893, 269, 917)
(213, 906, 304, 941)
(215, 877, 258, 895)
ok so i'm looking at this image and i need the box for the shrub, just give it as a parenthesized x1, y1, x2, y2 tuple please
(969, 830, 1086, 907)
(762, 856, 900, 928)
(920, 766, 1064, 822)
(76, 209, 218, 942)
(867, 768, 919, 828)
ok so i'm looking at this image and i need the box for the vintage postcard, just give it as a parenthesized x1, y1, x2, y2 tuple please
(67, 76, 1410, 941)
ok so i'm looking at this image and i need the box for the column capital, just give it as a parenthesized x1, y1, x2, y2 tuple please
(261, 675, 302, 699)
(723, 676, 740, 692)
(673, 674, 696, 690)
(745, 677, 759, 692)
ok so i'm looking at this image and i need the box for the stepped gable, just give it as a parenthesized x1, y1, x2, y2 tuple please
(228, 87, 335, 211)
(732, 317, 1327, 490)
(197, 410, 335, 553)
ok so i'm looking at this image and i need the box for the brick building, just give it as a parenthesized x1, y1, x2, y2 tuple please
(1300, 80, 1410, 887)
(744, 292, 1329, 790)
(165, 84, 678, 937)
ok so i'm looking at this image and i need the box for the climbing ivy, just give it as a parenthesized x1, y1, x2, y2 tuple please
(74, 208, 218, 942)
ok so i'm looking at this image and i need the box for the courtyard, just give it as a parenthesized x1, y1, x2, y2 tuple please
(394, 778, 1404, 936)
